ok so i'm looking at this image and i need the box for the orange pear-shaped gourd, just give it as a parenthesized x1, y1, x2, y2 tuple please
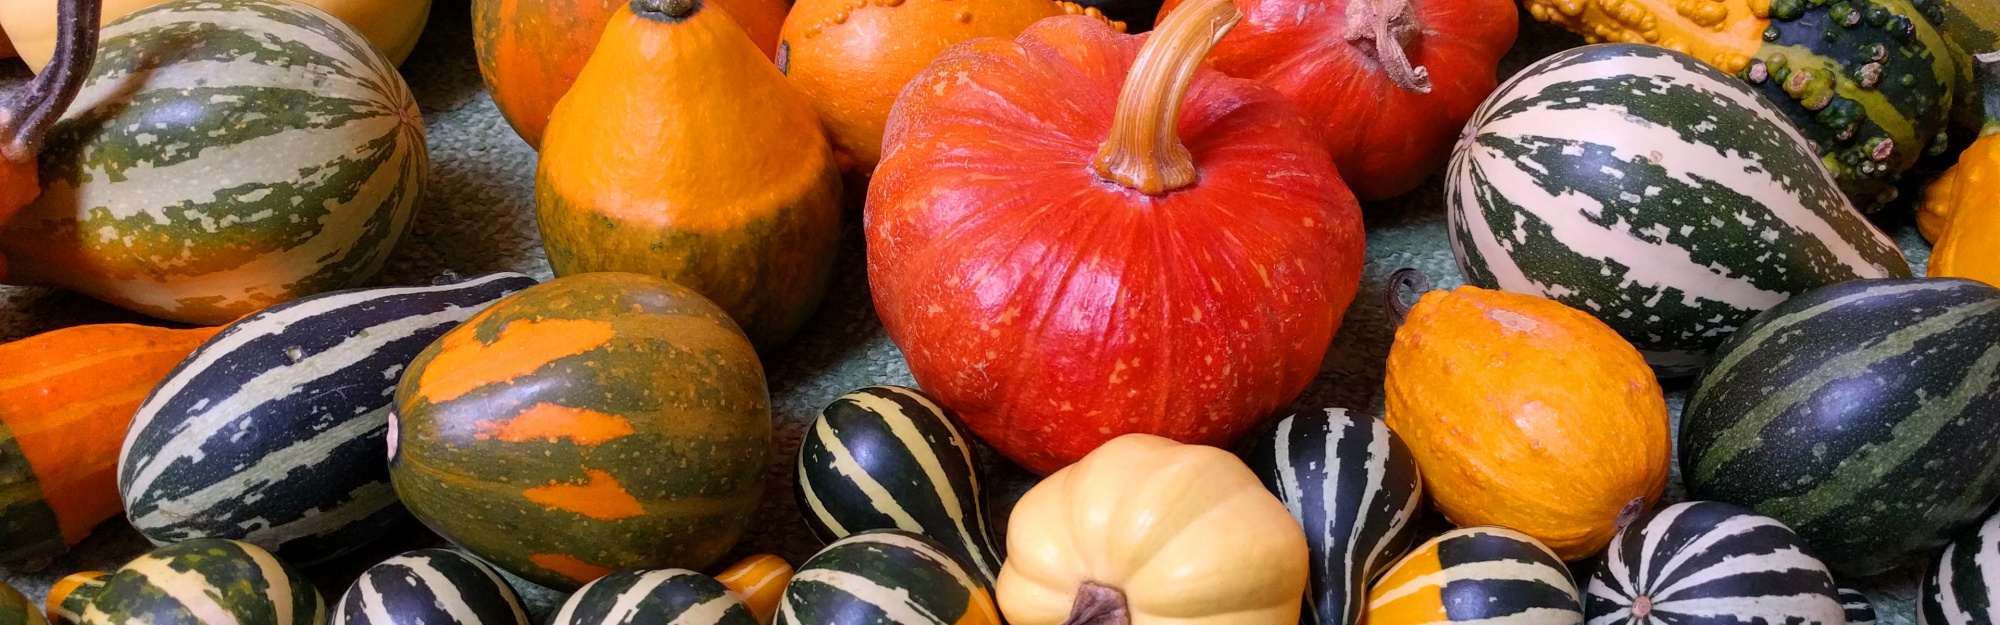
(536, 0, 843, 353)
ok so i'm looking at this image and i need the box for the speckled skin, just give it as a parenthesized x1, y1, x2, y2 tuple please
(0, 1, 1938, 623)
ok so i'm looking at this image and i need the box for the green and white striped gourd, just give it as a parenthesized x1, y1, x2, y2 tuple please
(0, 0, 428, 325)
(1845, 588, 1877, 625)
(1241, 409, 1422, 625)
(795, 386, 1003, 583)
(551, 569, 758, 625)
(776, 530, 998, 625)
(0, 583, 46, 625)
(1921, 509, 2000, 625)
(1586, 501, 1843, 625)
(1447, 43, 1910, 377)
(1682, 278, 2000, 576)
(47, 572, 107, 625)
(79, 538, 325, 625)
(119, 273, 536, 564)
(334, 549, 530, 625)
(1364, 527, 1583, 625)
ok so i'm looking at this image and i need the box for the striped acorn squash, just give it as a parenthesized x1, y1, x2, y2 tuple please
(795, 386, 1003, 584)
(1681, 277, 2000, 576)
(1242, 409, 1423, 625)
(776, 530, 999, 625)
(1585, 501, 1843, 625)
(1518, 0, 1959, 211)
(119, 273, 537, 564)
(1922, 509, 2000, 625)
(333, 549, 529, 625)
(1363, 527, 1584, 625)
(0, 323, 220, 569)
(551, 569, 759, 625)
(47, 572, 106, 625)
(79, 538, 325, 625)
(0, 0, 428, 325)
(1, 583, 46, 625)
(1447, 43, 1911, 377)
(1845, 588, 1877, 625)
(389, 272, 771, 591)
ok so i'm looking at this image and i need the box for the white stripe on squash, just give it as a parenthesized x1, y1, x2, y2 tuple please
(843, 391, 994, 580)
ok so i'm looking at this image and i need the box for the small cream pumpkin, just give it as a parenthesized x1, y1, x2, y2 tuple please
(995, 434, 1310, 625)
(0, 0, 430, 71)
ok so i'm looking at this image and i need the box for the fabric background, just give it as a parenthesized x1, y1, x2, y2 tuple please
(0, 1, 1938, 621)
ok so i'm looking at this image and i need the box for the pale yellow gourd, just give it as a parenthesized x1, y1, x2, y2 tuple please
(995, 434, 1309, 625)
(0, 0, 430, 70)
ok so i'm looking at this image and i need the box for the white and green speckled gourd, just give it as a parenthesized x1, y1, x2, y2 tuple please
(0, 0, 428, 325)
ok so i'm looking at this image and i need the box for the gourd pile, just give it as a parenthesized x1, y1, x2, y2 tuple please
(0, 0, 1993, 621)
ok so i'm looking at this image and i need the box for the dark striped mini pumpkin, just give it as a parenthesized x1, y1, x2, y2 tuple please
(78, 538, 324, 625)
(390, 272, 770, 591)
(0, 0, 430, 324)
(550, 568, 758, 625)
(1844, 588, 1875, 625)
(795, 386, 1002, 583)
(1682, 278, 2000, 576)
(776, 530, 999, 625)
(1586, 501, 1843, 625)
(1242, 408, 1423, 625)
(0, 582, 45, 625)
(1364, 527, 1582, 625)
(1446, 43, 1910, 376)
(333, 549, 529, 625)
(1921, 509, 2000, 625)
(119, 273, 537, 564)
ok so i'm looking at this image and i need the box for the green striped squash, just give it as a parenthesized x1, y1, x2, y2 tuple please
(48, 572, 108, 625)
(1921, 509, 2000, 625)
(0, 0, 428, 325)
(776, 530, 999, 625)
(79, 538, 325, 625)
(550, 569, 758, 625)
(1681, 278, 2000, 576)
(1364, 527, 1582, 625)
(1447, 43, 1911, 377)
(0, 583, 46, 625)
(389, 272, 771, 591)
(1585, 501, 1843, 625)
(333, 549, 530, 625)
(795, 386, 1003, 584)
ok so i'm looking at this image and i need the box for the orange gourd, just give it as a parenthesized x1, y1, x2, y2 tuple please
(1928, 52, 2000, 286)
(0, 323, 222, 568)
(715, 554, 794, 624)
(473, 0, 787, 148)
(0, 0, 96, 281)
(778, 0, 1121, 172)
(1382, 270, 1671, 561)
(536, 0, 842, 353)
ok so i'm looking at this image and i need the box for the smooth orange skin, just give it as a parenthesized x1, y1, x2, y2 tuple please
(714, 554, 793, 624)
(1383, 286, 1670, 560)
(0, 323, 222, 549)
(473, 0, 787, 148)
(1929, 135, 2000, 286)
(779, 0, 1109, 171)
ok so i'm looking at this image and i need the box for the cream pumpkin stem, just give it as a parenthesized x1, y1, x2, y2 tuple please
(632, 0, 702, 21)
(1, 0, 98, 164)
(1060, 582, 1132, 625)
(1387, 267, 1430, 328)
(1346, 0, 1429, 93)
(1090, 0, 1240, 196)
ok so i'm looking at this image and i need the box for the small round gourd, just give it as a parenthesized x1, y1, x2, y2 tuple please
(779, 530, 999, 625)
(1843, 588, 1876, 625)
(1366, 527, 1583, 625)
(1922, 510, 2000, 625)
(79, 539, 324, 625)
(551, 569, 758, 625)
(1585, 502, 1843, 625)
(333, 549, 529, 625)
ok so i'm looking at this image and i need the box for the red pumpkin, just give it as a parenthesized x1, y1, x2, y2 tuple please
(865, 0, 1364, 475)
(1157, 0, 1515, 200)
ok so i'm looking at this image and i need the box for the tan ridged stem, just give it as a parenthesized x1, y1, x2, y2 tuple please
(1090, 0, 1241, 195)
(1345, 0, 1431, 94)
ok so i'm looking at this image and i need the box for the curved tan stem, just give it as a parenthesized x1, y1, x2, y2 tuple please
(1, 0, 100, 164)
(1091, 0, 1241, 195)
(1344, 0, 1431, 94)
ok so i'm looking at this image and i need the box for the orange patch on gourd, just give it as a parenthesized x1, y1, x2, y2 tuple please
(957, 586, 1002, 625)
(476, 403, 634, 446)
(530, 553, 615, 584)
(521, 469, 646, 520)
(419, 318, 615, 403)
(1364, 548, 1448, 623)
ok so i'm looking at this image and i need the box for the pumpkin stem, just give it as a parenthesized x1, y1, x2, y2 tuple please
(1614, 497, 1647, 531)
(0, 0, 99, 164)
(1386, 268, 1429, 328)
(632, 0, 702, 21)
(1344, 0, 1430, 94)
(1976, 51, 2000, 138)
(1059, 582, 1131, 625)
(1091, 0, 1241, 195)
